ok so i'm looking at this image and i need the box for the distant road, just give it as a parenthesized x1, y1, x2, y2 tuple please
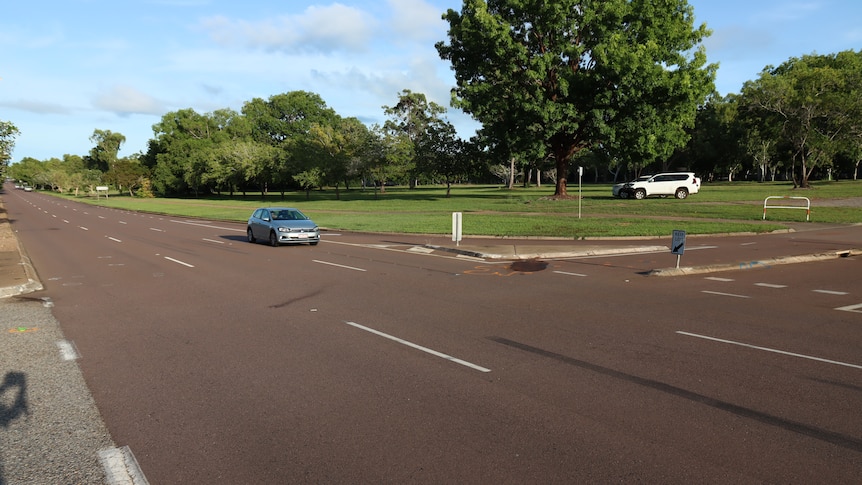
(5, 189, 862, 483)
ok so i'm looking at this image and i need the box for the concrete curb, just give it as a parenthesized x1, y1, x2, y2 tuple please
(426, 244, 669, 260)
(649, 248, 862, 277)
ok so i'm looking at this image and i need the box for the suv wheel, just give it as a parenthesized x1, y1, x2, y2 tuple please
(634, 189, 646, 200)
(675, 188, 689, 199)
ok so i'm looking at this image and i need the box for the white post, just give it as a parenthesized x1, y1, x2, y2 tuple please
(452, 212, 463, 246)
(577, 166, 583, 219)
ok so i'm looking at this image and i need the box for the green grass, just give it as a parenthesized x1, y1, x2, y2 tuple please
(48, 180, 862, 238)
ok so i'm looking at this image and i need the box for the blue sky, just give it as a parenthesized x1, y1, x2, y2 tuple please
(2, 0, 860, 162)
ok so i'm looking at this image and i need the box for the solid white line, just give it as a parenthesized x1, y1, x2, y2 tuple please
(814, 289, 848, 296)
(313, 260, 367, 272)
(344, 321, 491, 373)
(107, 237, 122, 243)
(755, 283, 787, 288)
(702, 290, 750, 299)
(164, 256, 194, 268)
(677, 331, 862, 370)
(554, 270, 587, 277)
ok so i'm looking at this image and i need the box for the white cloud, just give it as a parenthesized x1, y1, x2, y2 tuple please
(93, 85, 166, 116)
(0, 99, 73, 115)
(386, 0, 446, 42)
(199, 4, 377, 54)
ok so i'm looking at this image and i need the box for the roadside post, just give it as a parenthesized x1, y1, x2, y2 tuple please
(577, 166, 583, 219)
(671, 229, 686, 269)
(452, 212, 463, 246)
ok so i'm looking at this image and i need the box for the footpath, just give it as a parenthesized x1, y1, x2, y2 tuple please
(0, 193, 146, 485)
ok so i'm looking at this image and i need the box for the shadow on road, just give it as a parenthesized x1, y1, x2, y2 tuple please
(0, 371, 30, 485)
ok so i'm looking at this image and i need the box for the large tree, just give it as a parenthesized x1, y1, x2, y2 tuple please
(86, 129, 126, 173)
(382, 90, 449, 187)
(242, 91, 339, 194)
(437, 0, 716, 197)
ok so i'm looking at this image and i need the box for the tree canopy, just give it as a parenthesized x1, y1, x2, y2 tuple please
(739, 50, 862, 187)
(1, 120, 20, 175)
(436, 0, 716, 197)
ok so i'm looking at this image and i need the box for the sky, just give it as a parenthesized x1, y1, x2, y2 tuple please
(2, 0, 861, 162)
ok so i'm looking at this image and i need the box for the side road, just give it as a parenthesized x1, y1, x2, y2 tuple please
(0, 194, 147, 485)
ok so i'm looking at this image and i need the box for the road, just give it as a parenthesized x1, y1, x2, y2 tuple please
(5, 189, 861, 483)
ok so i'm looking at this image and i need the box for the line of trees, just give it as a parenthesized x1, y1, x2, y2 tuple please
(6, 2, 861, 198)
(680, 50, 862, 185)
(9, 90, 483, 198)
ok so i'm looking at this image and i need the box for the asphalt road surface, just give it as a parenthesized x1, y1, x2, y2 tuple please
(5, 189, 861, 483)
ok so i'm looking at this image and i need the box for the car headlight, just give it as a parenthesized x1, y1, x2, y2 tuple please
(278, 227, 291, 232)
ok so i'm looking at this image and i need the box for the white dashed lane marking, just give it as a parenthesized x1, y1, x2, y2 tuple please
(813, 289, 849, 296)
(677, 331, 862, 370)
(755, 283, 787, 288)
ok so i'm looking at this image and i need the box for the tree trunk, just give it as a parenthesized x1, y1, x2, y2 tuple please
(551, 139, 579, 198)
(554, 157, 568, 197)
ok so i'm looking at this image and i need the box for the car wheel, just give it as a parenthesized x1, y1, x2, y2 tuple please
(269, 231, 279, 247)
(675, 188, 689, 199)
(620, 191, 629, 199)
(247, 228, 256, 243)
(634, 189, 646, 200)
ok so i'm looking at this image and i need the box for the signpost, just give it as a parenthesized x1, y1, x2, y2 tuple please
(452, 212, 463, 246)
(671, 229, 686, 269)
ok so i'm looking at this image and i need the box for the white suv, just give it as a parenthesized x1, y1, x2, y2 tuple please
(618, 172, 701, 200)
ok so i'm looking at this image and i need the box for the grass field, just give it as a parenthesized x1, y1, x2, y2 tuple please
(54, 180, 862, 239)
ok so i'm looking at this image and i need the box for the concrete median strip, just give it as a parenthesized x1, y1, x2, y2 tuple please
(427, 244, 668, 260)
(650, 248, 862, 277)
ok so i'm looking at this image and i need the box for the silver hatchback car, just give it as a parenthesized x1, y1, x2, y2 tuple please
(247, 207, 320, 247)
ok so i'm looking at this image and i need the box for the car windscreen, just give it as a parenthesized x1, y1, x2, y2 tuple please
(272, 210, 304, 220)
